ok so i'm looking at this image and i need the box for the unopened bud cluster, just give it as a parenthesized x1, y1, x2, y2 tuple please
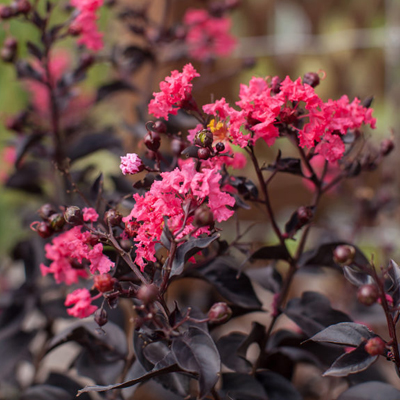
(30, 203, 65, 238)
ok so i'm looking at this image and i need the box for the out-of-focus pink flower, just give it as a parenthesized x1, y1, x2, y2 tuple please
(0, 146, 16, 183)
(123, 160, 235, 270)
(83, 207, 99, 222)
(183, 9, 236, 61)
(69, 0, 104, 51)
(148, 63, 200, 120)
(120, 153, 143, 175)
(65, 288, 98, 318)
(40, 226, 114, 284)
(302, 155, 339, 193)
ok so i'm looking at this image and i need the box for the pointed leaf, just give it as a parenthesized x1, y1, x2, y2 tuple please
(256, 371, 302, 400)
(171, 327, 220, 399)
(323, 342, 378, 377)
(250, 245, 290, 261)
(309, 322, 377, 347)
(216, 333, 252, 373)
(221, 373, 267, 400)
(387, 259, 400, 307)
(170, 234, 220, 277)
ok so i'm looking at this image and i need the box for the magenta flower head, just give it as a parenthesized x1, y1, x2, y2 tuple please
(148, 63, 200, 120)
(65, 288, 98, 318)
(120, 153, 144, 175)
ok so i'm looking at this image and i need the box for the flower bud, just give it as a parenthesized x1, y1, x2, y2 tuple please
(208, 302, 232, 323)
(137, 284, 159, 304)
(16, 0, 31, 14)
(171, 138, 186, 156)
(297, 206, 313, 225)
(0, 6, 15, 19)
(333, 244, 356, 265)
(104, 209, 122, 226)
(78, 53, 95, 69)
(357, 284, 379, 306)
(195, 130, 213, 148)
(197, 147, 211, 160)
(64, 206, 83, 225)
(94, 274, 116, 293)
(94, 309, 108, 327)
(153, 121, 167, 134)
(271, 76, 281, 94)
(31, 221, 53, 238)
(365, 337, 386, 356)
(215, 142, 225, 153)
(144, 131, 161, 151)
(48, 213, 66, 231)
(1, 37, 18, 63)
(194, 205, 214, 227)
(303, 72, 320, 88)
(380, 139, 394, 157)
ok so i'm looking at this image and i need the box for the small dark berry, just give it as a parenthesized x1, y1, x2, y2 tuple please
(208, 302, 232, 323)
(94, 274, 116, 293)
(303, 72, 320, 88)
(357, 284, 379, 306)
(153, 121, 167, 134)
(215, 142, 225, 153)
(333, 245, 356, 265)
(38, 203, 57, 220)
(144, 131, 161, 151)
(35, 222, 53, 238)
(137, 284, 159, 304)
(297, 206, 313, 225)
(94, 309, 108, 327)
(64, 206, 83, 225)
(197, 147, 211, 160)
(104, 209, 122, 226)
(365, 337, 386, 356)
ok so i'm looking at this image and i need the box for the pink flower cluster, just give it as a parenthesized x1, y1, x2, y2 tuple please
(183, 9, 236, 61)
(40, 226, 114, 285)
(203, 76, 376, 162)
(70, 0, 104, 51)
(148, 63, 200, 120)
(65, 288, 98, 318)
(120, 153, 144, 175)
(123, 161, 235, 270)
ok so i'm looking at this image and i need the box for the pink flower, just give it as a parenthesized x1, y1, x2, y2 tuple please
(83, 207, 99, 222)
(65, 288, 98, 318)
(148, 64, 200, 120)
(40, 226, 114, 284)
(183, 9, 236, 61)
(123, 161, 235, 270)
(69, 0, 104, 51)
(120, 153, 143, 175)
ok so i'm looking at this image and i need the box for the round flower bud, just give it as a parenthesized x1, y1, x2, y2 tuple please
(144, 131, 161, 151)
(171, 138, 186, 156)
(94, 274, 116, 293)
(94, 309, 108, 327)
(297, 206, 313, 225)
(208, 302, 232, 323)
(197, 147, 211, 160)
(194, 205, 214, 227)
(215, 142, 225, 153)
(153, 121, 167, 134)
(137, 284, 159, 304)
(365, 337, 386, 356)
(380, 139, 394, 157)
(333, 245, 356, 265)
(30, 221, 53, 238)
(271, 76, 281, 94)
(104, 209, 122, 226)
(64, 206, 83, 225)
(48, 213, 66, 231)
(303, 72, 320, 88)
(357, 284, 379, 306)
(16, 0, 31, 14)
(195, 130, 213, 148)
(0, 6, 15, 19)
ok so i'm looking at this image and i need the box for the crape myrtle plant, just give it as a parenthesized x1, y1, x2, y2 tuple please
(1, 1, 400, 400)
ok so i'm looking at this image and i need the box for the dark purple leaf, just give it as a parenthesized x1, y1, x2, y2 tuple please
(284, 206, 314, 239)
(337, 381, 400, 400)
(256, 371, 302, 400)
(323, 342, 378, 377)
(20, 385, 71, 400)
(250, 245, 290, 261)
(96, 80, 137, 102)
(309, 322, 377, 347)
(170, 234, 220, 277)
(26, 41, 43, 60)
(237, 322, 266, 359)
(387, 259, 400, 307)
(121, 45, 154, 73)
(15, 60, 43, 81)
(229, 176, 258, 199)
(343, 266, 373, 287)
(284, 291, 352, 337)
(77, 364, 182, 395)
(14, 134, 44, 168)
(188, 256, 262, 309)
(45, 373, 91, 400)
(171, 327, 220, 399)
(220, 373, 267, 400)
(6, 162, 43, 194)
(267, 157, 304, 176)
(246, 267, 283, 293)
(90, 173, 103, 206)
(216, 333, 252, 373)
